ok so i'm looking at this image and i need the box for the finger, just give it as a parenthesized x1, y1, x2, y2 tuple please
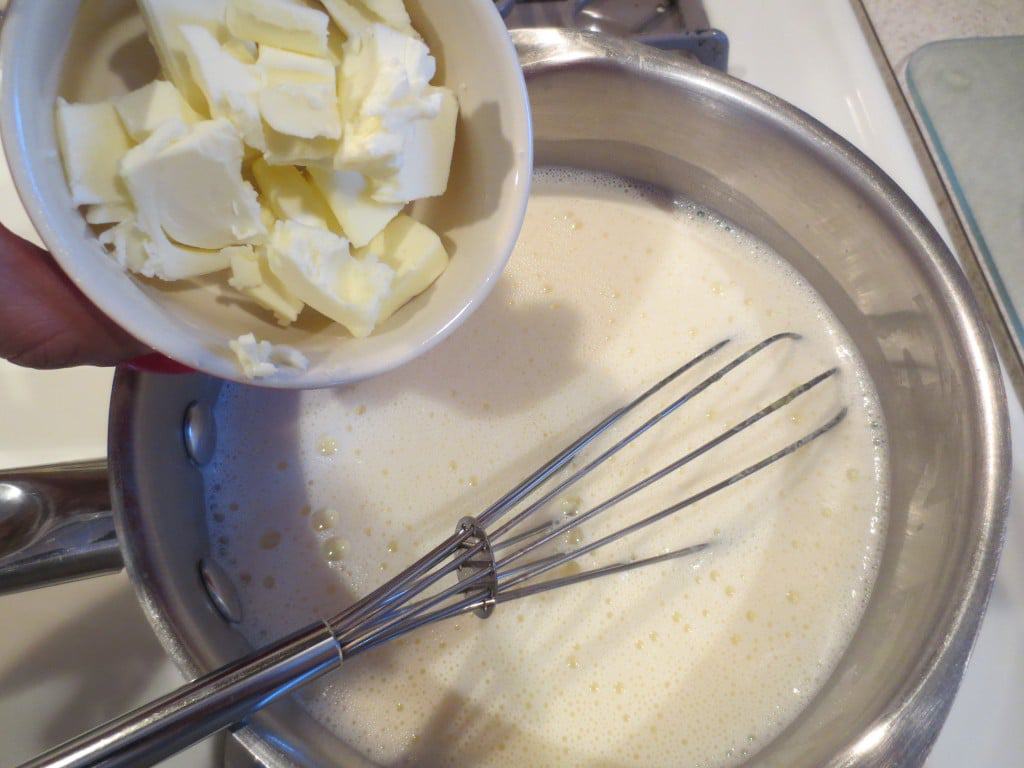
(0, 223, 149, 368)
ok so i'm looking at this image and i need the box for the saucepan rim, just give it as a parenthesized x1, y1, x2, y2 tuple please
(110, 28, 1009, 768)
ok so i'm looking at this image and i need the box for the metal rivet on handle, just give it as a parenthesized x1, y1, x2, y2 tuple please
(183, 401, 216, 466)
(199, 558, 243, 624)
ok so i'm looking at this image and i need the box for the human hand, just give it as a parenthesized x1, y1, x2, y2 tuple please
(0, 222, 149, 368)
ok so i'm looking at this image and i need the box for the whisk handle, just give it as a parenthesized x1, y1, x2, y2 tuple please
(18, 621, 341, 768)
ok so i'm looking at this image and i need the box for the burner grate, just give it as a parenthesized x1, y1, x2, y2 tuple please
(499, 0, 728, 71)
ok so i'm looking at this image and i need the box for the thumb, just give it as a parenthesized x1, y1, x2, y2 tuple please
(0, 223, 149, 368)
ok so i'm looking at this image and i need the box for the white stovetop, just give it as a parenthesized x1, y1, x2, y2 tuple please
(1, 1, 1020, 766)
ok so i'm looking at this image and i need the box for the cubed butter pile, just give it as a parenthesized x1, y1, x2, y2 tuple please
(55, 0, 457, 378)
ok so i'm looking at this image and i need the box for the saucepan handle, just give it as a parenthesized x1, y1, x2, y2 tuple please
(0, 459, 122, 595)
(19, 621, 342, 768)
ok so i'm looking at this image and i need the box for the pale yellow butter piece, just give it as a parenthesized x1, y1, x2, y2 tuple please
(336, 23, 440, 174)
(85, 203, 133, 226)
(318, 0, 415, 39)
(55, 99, 131, 207)
(262, 127, 338, 166)
(335, 24, 440, 176)
(115, 81, 202, 142)
(256, 46, 341, 140)
(227, 0, 330, 57)
(98, 219, 149, 273)
(229, 332, 309, 378)
(265, 220, 394, 337)
(223, 37, 259, 64)
(318, 0, 373, 39)
(359, 0, 414, 34)
(181, 25, 266, 151)
(120, 118, 265, 250)
(99, 217, 231, 281)
(225, 244, 305, 325)
(308, 166, 401, 247)
(251, 158, 338, 230)
(137, 0, 228, 114)
(372, 86, 457, 203)
(356, 213, 447, 321)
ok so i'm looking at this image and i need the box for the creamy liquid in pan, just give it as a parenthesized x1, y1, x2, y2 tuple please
(207, 169, 888, 767)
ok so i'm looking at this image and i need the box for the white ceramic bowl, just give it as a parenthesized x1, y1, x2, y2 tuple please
(0, 0, 532, 388)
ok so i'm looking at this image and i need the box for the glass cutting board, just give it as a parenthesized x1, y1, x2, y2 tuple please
(907, 36, 1024, 344)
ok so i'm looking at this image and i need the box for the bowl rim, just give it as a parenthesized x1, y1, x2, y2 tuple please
(0, 0, 533, 389)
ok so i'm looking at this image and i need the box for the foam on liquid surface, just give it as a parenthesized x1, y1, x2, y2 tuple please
(207, 169, 888, 767)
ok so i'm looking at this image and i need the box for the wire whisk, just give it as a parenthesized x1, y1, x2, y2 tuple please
(22, 332, 846, 768)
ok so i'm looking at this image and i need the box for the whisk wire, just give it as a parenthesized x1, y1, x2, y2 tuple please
(496, 366, 840, 574)
(497, 406, 847, 592)
(476, 337, 732, 529)
(486, 334, 801, 539)
(335, 334, 846, 655)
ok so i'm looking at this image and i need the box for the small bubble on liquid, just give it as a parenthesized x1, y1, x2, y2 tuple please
(312, 509, 336, 532)
(322, 537, 347, 562)
(318, 437, 339, 457)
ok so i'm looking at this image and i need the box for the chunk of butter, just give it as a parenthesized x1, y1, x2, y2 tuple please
(318, 0, 374, 39)
(229, 332, 309, 378)
(263, 128, 338, 166)
(85, 203, 134, 226)
(336, 23, 440, 173)
(181, 25, 266, 151)
(252, 158, 338, 230)
(356, 213, 447, 321)
(266, 220, 394, 337)
(55, 99, 131, 207)
(372, 86, 457, 203)
(223, 37, 259, 64)
(227, 0, 330, 57)
(225, 244, 305, 324)
(137, 0, 228, 114)
(256, 46, 341, 140)
(348, 25, 438, 122)
(115, 81, 202, 142)
(120, 118, 265, 250)
(319, 0, 415, 39)
(99, 217, 231, 280)
(308, 166, 401, 247)
(98, 219, 148, 273)
(359, 0, 415, 35)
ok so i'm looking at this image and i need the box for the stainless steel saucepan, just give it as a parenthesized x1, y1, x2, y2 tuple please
(0, 28, 1009, 768)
